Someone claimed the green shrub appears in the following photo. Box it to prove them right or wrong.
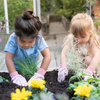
[57,0,87,20]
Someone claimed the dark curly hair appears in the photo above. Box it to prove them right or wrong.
[14,8,42,39]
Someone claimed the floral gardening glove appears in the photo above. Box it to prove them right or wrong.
[10,71,27,86]
[57,64,68,83]
[83,66,95,81]
[28,68,46,83]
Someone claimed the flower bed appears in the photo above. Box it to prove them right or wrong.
[0,70,100,100]
[0,70,78,100]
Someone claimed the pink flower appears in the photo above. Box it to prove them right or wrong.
[0,22,2,25]
[0,38,2,42]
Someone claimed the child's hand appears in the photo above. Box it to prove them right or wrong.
[83,66,94,81]
[10,71,27,86]
[28,68,46,83]
[57,67,68,83]
[30,73,44,80]
[83,70,93,81]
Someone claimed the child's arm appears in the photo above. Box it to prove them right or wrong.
[40,48,51,70]
[83,41,100,81]
[60,42,71,66]
[5,52,16,73]
[28,48,51,80]
[88,42,100,70]
[5,52,27,86]
[58,42,71,82]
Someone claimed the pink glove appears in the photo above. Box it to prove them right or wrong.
[83,66,95,81]
[28,68,46,83]
[57,64,68,83]
[10,71,27,86]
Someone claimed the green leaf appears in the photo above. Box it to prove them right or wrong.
[33,96,40,100]
[69,76,77,83]
[76,72,82,78]
[2,77,9,82]
[82,73,91,77]
[67,84,77,90]
[0,76,3,83]
[0,76,9,83]
[43,87,47,92]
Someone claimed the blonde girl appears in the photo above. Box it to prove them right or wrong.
[58,13,100,82]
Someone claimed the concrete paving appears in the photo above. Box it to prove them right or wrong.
[44,34,67,71]
[0,21,68,72]
[49,22,67,35]
[0,51,7,72]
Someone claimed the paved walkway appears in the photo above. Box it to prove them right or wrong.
[0,21,67,72]
[0,52,7,72]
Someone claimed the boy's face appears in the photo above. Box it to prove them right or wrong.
[74,33,90,45]
[17,37,36,49]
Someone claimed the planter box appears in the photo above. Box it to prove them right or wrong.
[41,14,70,35]
[0,70,77,100]
[49,14,62,22]
[61,16,70,32]
[41,21,49,36]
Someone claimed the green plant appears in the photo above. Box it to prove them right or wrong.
[14,56,39,78]
[41,0,63,20]
[0,76,9,83]
[70,83,100,100]
[93,17,100,35]
[27,79,53,100]
[0,0,33,29]
[55,93,69,100]
[40,92,54,100]
[87,0,100,5]
[67,73,100,100]
[0,0,5,21]
[28,87,53,100]
[11,87,32,100]
[68,72,93,83]
[11,79,54,100]
[57,0,87,20]
[66,42,87,74]
[41,0,52,13]
[0,17,7,34]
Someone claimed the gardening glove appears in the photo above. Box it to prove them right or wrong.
[28,68,46,83]
[83,66,95,81]
[57,64,68,83]
[10,71,27,86]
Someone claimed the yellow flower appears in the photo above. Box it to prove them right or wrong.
[27,78,46,89]
[74,84,92,97]
[11,87,32,100]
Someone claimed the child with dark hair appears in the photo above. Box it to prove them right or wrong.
[4,9,51,86]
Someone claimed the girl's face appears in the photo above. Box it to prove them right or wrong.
[74,33,91,45]
[17,37,36,49]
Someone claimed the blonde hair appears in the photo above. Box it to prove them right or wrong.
[65,13,100,46]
